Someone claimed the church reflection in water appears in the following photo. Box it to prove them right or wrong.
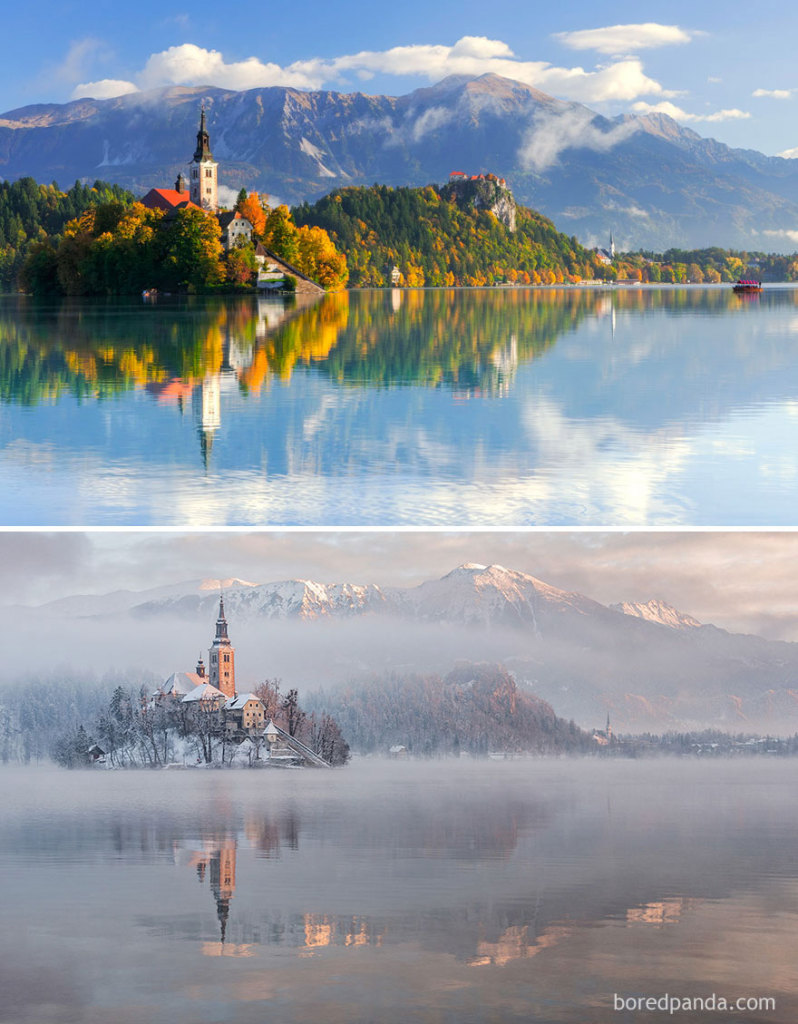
[158,781,714,970]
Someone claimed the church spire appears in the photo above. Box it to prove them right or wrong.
[194,106,213,161]
[216,594,229,641]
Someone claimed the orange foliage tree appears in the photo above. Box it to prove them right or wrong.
[235,191,268,237]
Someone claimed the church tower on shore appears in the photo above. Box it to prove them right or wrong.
[209,595,235,699]
[190,107,218,211]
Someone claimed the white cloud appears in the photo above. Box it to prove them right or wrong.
[632,100,751,123]
[554,23,695,55]
[73,78,139,100]
[409,106,454,142]
[752,88,792,99]
[518,107,639,172]
[68,37,674,107]
[759,228,798,243]
[778,147,798,159]
[139,44,319,91]
[55,38,108,84]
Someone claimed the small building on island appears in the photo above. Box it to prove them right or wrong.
[151,595,331,766]
[218,211,254,250]
[138,111,324,294]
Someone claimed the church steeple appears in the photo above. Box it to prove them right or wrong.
[194,106,213,162]
[215,595,229,641]
[209,593,235,699]
[189,105,218,211]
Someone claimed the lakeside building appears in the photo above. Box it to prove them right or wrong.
[219,211,253,250]
[140,110,218,216]
[154,595,261,738]
[139,111,323,295]
[152,597,331,764]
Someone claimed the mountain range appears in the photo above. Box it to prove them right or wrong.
[29,562,798,733]
[2,73,798,250]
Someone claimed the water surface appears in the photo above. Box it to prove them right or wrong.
[2,287,798,525]
[1,759,797,1023]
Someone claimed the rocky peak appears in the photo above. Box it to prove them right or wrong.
[441,175,517,232]
[610,599,703,630]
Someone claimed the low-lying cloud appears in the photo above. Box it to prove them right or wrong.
[518,107,639,172]
[631,100,751,123]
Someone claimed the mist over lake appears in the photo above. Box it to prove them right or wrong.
[4,286,798,525]
[2,758,796,1023]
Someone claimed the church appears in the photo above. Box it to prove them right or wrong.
[153,597,332,765]
[138,110,324,292]
[140,107,222,218]
[154,595,268,741]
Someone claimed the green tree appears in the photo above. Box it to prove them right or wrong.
[161,207,224,291]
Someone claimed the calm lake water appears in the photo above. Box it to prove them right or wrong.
[3,286,798,525]
[1,759,796,1024]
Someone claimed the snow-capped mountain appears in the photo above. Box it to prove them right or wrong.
[124,561,616,631]
[32,562,708,636]
[137,577,391,620]
[610,599,703,631]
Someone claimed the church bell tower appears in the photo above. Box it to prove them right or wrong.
[209,595,235,699]
[190,107,218,211]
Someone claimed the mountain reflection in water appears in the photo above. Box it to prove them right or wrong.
[2,760,798,1022]
[3,287,798,525]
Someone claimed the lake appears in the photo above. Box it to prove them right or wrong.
[1,759,795,1023]
[3,286,798,525]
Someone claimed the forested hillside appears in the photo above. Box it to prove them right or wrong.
[293,183,604,287]
[0,177,133,290]
[615,247,798,284]
[309,664,592,756]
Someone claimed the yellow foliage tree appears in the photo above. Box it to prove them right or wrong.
[295,224,349,290]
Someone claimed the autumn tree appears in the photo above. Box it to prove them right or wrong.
[236,191,268,238]
[225,240,258,285]
[295,224,349,290]
[262,205,300,263]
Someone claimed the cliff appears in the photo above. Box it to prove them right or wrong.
[440,175,517,232]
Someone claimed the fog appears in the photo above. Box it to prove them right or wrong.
[9,592,798,736]
[5,606,525,691]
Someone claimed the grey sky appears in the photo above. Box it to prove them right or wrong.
[2,530,797,641]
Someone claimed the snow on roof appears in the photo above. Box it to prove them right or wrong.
[182,682,226,703]
[225,693,263,710]
[158,671,204,696]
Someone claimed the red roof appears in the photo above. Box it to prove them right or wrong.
[139,188,201,213]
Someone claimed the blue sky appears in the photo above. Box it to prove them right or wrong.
[3,1,798,156]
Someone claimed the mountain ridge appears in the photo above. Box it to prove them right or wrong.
[3,74,798,249]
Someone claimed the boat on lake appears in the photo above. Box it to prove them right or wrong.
[733,279,762,293]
